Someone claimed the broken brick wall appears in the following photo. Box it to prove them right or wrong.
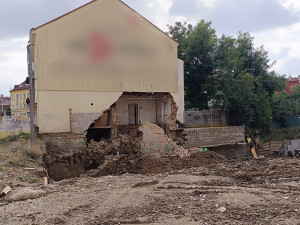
[110,104,118,139]
[168,95,178,131]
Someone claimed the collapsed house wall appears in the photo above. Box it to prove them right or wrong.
[116,92,177,129]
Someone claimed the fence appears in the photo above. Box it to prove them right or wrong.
[256,140,290,156]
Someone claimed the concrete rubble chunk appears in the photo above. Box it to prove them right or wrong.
[217,207,227,213]
[0,186,11,197]
[8,187,46,202]
[138,123,190,158]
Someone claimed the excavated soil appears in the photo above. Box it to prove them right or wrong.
[88,151,227,177]
[43,123,194,181]
[1,156,300,225]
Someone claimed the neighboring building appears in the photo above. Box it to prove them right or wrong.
[0,95,11,116]
[10,80,30,117]
[29,0,184,138]
[286,76,300,94]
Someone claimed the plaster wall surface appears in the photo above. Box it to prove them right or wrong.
[31,0,178,94]
[173,59,184,123]
[37,91,122,133]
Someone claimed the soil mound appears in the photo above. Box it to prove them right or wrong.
[89,151,227,177]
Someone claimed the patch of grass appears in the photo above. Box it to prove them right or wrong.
[30,177,39,183]
[25,139,46,159]
[7,159,17,166]
[19,132,30,139]
[7,159,26,167]
[0,137,8,146]
[0,132,30,146]
[17,175,26,182]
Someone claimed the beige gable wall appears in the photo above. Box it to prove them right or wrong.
[32,0,178,93]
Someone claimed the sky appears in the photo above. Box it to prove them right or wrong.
[1,0,300,96]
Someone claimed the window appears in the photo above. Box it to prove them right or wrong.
[291,85,299,92]
[163,102,168,116]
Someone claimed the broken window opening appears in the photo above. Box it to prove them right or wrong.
[86,109,113,143]
[86,127,111,143]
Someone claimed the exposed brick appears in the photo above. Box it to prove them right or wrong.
[168,95,178,131]
[110,104,118,139]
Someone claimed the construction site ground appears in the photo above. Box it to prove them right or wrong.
[1,137,300,225]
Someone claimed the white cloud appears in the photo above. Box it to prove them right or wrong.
[253,20,300,76]
[280,0,300,13]
[0,37,28,95]
[1,0,300,95]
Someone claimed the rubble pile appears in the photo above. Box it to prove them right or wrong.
[43,123,222,181]
[139,123,190,158]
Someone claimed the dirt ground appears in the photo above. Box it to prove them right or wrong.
[1,147,300,225]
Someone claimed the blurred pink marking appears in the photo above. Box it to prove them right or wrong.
[88,32,112,63]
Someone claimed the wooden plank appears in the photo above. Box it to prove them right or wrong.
[0,186,11,197]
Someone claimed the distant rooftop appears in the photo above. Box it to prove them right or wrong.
[286,75,300,82]
[10,79,30,92]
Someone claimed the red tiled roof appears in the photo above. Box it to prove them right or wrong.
[10,80,30,92]
[286,77,299,82]
[30,0,179,45]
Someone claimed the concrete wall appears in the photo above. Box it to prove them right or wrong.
[185,110,227,128]
[183,126,245,148]
[172,59,184,123]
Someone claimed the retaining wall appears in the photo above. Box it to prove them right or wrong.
[183,126,245,148]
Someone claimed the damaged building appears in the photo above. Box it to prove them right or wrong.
[29,0,184,142]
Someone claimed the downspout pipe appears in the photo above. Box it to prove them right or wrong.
[27,43,34,146]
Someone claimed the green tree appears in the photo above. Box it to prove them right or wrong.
[183,20,218,109]
[167,22,193,60]
[228,73,255,126]
[167,21,286,129]
[251,85,272,128]
[272,92,293,127]
[288,86,300,115]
